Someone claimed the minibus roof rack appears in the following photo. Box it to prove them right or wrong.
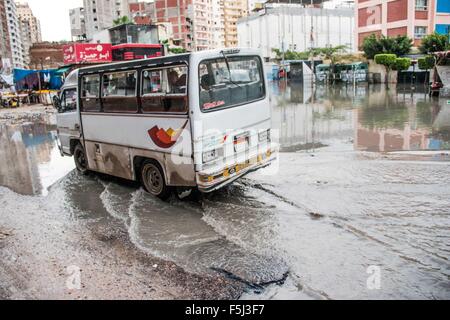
[79,53,191,75]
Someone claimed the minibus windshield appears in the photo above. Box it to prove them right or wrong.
[199,55,265,112]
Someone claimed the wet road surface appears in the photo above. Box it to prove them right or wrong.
[0,84,449,299]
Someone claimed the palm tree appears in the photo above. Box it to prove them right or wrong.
[316,45,348,83]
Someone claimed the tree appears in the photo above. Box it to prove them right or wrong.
[393,57,411,71]
[375,53,397,87]
[271,48,311,61]
[418,55,435,84]
[314,45,348,83]
[169,47,187,54]
[419,33,449,54]
[418,55,435,70]
[362,34,413,59]
[113,16,133,26]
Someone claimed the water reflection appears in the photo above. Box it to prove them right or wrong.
[270,82,450,153]
[0,121,74,195]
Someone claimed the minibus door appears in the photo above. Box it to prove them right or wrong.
[56,88,80,155]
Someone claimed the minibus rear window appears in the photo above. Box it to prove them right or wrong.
[199,56,265,112]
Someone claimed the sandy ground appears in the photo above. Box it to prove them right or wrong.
[0,104,56,125]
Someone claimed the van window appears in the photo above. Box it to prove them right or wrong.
[81,75,100,98]
[61,88,77,112]
[141,66,188,113]
[102,71,137,97]
[142,70,163,95]
[142,66,187,96]
[101,71,138,113]
[81,74,101,112]
[199,56,265,112]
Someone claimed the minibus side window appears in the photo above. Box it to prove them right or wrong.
[141,65,188,113]
[81,74,101,112]
[101,71,138,113]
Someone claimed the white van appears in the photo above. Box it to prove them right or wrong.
[55,48,277,199]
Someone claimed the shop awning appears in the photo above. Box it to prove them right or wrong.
[55,67,71,75]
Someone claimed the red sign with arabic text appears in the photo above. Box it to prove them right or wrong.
[63,43,112,64]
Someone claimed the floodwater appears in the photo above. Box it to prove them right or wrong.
[0,83,449,299]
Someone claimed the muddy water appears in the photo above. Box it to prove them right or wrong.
[0,84,449,299]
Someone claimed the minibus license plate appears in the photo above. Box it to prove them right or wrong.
[234,134,249,153]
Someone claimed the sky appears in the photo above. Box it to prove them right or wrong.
[17,0,83,42]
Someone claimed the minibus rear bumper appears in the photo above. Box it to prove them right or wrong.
[196,147,278,193]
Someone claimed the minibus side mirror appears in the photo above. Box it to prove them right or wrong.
[52,95,63,113]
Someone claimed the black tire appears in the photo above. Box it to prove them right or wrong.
[73,143,89,175]
[140,160,172,200]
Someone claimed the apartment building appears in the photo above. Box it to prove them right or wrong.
[70,7,87,41]
[154,0,214,51]
[17,2,42,68]
[5,0,25,69]
[17,2,41,43]
[83,0,132,40]
[356,0,450,48]
[223,0,248,47]
[0,0,12,73]
[211,0,225,48]
[129,1,156,24]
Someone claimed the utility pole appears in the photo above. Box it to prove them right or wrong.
[310,0,315,88]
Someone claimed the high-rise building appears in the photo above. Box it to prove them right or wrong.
[356,0,450,48]
[212,0,225,48]
[5,0,25,69]
[17,2,41,43]
[17,2,42,68]
[70,7,87,41]
[154,0,247,51]
[83,0,132,40]
[223,0,248,47]
[0,0,12,73]
[128,1,155,24]
[154,0,209,51]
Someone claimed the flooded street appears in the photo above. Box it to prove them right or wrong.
[1,84,449,299]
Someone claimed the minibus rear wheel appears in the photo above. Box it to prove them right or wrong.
[140,160,172,200]
[74,143,88,175]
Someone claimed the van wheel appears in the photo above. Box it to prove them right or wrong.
[74,144,88,175]
[141,160,172,200]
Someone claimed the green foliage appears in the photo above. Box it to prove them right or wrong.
[313,45,348,64]
[374,54,397,68]
[168,47,187,54]
[271,48,310,60]
[419,33,450,54]
[362,34,413,59]
[393,57,411,71]
[418,55,435,70]
[113,16,133,26]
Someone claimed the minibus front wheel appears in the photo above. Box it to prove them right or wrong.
[140,160,172,200]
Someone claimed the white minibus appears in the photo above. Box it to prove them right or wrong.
[55,48,277,199]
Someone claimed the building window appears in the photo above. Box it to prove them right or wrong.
[415,0,428,11]
[414,26,427,39]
